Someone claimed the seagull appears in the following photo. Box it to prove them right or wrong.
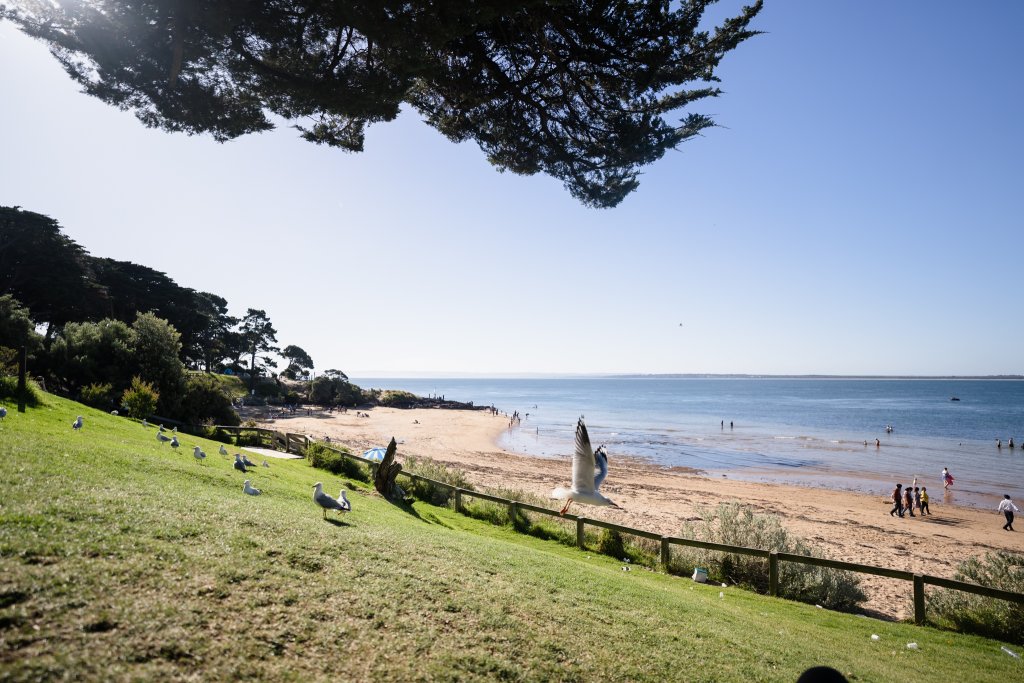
[241,454,256,468]
[243,480,262,496]
[193,446,207,464]
[157,431,171,443]
[261,460,270,468]
[551,417,621,515]
[142,419,148,428]
[170,436,180,449]
[218,444,228,457]
[312,482,351,518]
[158,424,165,432]
[110,410,118,416]
[72,416,83,431]
[172,426,177,435]
[0,406,7,420]
[233,454,251,473]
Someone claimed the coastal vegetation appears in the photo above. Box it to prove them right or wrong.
[1,393,1020,681]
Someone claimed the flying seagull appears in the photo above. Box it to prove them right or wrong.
[157,431,171,443]
[243,480,262,496]
[312,482,351,519]
[233,454,251,473]
[551,417,621,515]
[170,436,180,449]
[72,416,83,431]
[193,446,207,464]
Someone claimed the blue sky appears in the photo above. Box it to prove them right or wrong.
[1,2,1021,377]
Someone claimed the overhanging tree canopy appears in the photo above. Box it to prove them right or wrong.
[3,0,763,207]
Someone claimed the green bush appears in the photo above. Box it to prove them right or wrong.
[928,551,1024,644]
[376,390,418,407]
[306,442,370,483]
[120,376,159,419]
[0,376,43,407]
[673,502,866,612]
[80,382,115,409]
[179,374,240,426]
[403,456,473,505]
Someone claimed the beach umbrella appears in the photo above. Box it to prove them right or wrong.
[363,447,388,462]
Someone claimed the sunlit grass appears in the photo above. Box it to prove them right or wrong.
[0,394,1020,681]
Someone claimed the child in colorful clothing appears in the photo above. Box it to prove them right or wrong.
[920,487,930,515]
[913,487,922,514]
[903,487,915,517]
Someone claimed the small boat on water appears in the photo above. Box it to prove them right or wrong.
[950,396,961,401]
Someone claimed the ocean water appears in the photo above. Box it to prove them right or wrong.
[352,377,1024,508]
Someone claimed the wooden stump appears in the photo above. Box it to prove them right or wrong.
[374,437,405,500]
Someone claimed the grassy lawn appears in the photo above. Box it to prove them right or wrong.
[1,394,1021,681]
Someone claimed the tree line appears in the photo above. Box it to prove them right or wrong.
[0,205,357,423]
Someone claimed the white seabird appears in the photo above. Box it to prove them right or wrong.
[142,419,148,428]
[218,444,228,457]
[170,436,180,449]
[72,416,83,431]
[241,454,256,468]
[243,480,262,496]
[0,406,7,420]
[158,424,165,432]
[233,454,250,473]
[551,417,621,515]
[261,460,270,468]
[312,482,351,518]
[193,446,207,464]
[157,431,171,443]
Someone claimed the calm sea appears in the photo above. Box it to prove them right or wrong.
[351,377,1024,509]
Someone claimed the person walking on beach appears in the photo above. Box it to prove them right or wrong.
[920,487,930,515]
[913,486,922,514]
[942,467,954,489]
[903,486,915,517]
[890,483,904,517]
[998,494,1020,531]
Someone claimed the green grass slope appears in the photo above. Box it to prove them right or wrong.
[1,395,1020,681]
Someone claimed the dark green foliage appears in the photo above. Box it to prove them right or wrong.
[130,313,187,416]
[0,295,43,357]
[403,455,473,505]
[376,390,418,407]
[280,345,314,379]
[120,376,159,419]
[305,442,371,483]
[928,551,1024,644]
[179,374,240,426]
[309,375,363,406]
[3,1,763,207]
[79,382,115,409]
[596,528,626,560]
[674,503,866,612]
[238,309,278,389]
[48,318,135,394]
[0,376,43,406]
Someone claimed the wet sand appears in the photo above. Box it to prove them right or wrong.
[249,405,1024,620]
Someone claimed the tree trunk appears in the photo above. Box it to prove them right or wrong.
[374,437,404,500]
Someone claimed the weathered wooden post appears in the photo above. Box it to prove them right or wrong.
[576,518,585,549]
[769,552,779,597]
[17,345,27,413]
[660,537,671,568]
[509,501,519,525]
[455,488,463,513]
[373,438,404,500]
[913,574,925,625]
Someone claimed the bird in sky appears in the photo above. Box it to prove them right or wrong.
[551,417,621,515]
[72,416,83,431]
[312,482,351,518]
[193,446,207,464]
[157,431,171,443]
[233,454,250,473]
[243,480,262,496]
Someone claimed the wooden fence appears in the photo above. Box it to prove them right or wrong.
[299,441,1024,626]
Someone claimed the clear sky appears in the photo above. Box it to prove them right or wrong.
[1,2,1022,377]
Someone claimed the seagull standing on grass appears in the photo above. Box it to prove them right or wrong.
[243,480,262,496]
[142,419,148,428]
[218,444,228,457]
[312,483,351,518]
[241,454,256,468]
[551,417,621,515]
[233,454,251,473]
[170,436,180,449]
[0,406,7,420]
[193,446,207,464]
[72,416,83,431]
[157,431,171,443]
[158,424,165,432]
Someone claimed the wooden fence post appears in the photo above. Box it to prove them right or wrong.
[576,518,586,549]
[769,552,779,597]
[660,537,670,567]
[17,345,27,413]
[509,501,518,525]
[455,488,463,513]
[913,574,925,625]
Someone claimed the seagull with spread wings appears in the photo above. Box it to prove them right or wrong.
[551,417,620,515]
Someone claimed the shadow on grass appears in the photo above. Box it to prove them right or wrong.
[323,518,350,527]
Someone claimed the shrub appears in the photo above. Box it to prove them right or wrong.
[0,376,43,407]
[673,502,865,612]
[121,376,159,419]
[927,551,1024,644]
[80,382,114,409]
[376,390,418,408]
[403,456,474,505]
[179,374,240,426]
[306,442,370,483]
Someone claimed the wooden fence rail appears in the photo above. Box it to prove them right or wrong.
[313,440,1024,627]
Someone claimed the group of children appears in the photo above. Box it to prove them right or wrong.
[889,481,930,517]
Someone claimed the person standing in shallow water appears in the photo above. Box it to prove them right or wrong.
[998,495,1020,531]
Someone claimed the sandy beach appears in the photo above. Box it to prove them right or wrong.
[250,405,1023,620]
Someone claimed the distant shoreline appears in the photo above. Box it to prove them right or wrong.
[354,373,1024,381]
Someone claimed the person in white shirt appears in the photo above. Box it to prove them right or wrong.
[997,494,1020,531]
